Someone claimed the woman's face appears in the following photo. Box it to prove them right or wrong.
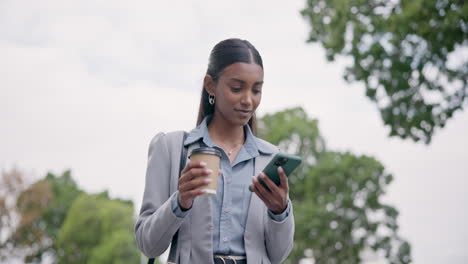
[207,62,264,127]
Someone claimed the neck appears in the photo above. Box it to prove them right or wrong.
[207,113,245,147]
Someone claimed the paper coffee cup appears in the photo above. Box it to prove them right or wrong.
[189,147,221,195]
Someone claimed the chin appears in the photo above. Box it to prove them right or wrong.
[229,117,249,127]
[221,110,253,127]
[238,117,252,126]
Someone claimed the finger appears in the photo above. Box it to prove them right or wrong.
[180,167,212,183]
[182,188,207,199]
[180,161,207,182]
[251,181,286,213]
[259,172,281,194]
[252,179,283,211]
[278,167,289,191]
[252,176,275,202]
[179,188,207,204]
[250,180,270,205]
[191,168,213,179]
[179,177,212,193]
[182,160,207,174]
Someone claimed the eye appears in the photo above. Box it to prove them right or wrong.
[253,89,262,94]
[230,87,242,92]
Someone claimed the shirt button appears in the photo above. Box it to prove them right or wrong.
[224,207,230,213]
[223,237,228,242]
[227,178,232,184]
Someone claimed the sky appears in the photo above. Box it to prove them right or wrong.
[1,0,467,263]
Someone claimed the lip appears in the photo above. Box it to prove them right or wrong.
[235,109,253,113]
[235,109,253,117]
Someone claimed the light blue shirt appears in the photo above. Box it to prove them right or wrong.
[171,115,291,255]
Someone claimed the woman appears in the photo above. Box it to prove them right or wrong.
[135,38,294,264]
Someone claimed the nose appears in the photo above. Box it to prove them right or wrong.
[240,91,252,107]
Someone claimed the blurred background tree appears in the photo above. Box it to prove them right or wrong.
[301,0,468,144]
[56,192,140,264]
[259,107,411,264]
[14,170,83,262]
[0,170,140,264]
[9,178,53,261]
[0,168,29,261]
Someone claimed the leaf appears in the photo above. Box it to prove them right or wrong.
[301,0,468,144]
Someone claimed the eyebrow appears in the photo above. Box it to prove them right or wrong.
[230,78,264,85]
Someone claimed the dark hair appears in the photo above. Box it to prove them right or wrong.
[196,38,263,135]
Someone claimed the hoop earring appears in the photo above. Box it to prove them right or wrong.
[208,95,215,105]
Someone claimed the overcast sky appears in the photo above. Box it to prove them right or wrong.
[1,0,467,263]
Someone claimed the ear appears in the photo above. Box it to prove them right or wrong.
[204,74,216,96]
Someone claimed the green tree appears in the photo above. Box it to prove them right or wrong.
[10,170,83,263]
[56,192,140,264]
[259,107,411,264]
[301,0,467,143]
[11,180,53,258]
[40,171,83,241]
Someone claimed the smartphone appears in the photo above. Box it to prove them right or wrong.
[250,153,302,192]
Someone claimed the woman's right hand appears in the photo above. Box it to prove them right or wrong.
[177,161,215,210]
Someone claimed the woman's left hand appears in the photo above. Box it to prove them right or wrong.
[250,166,289,214]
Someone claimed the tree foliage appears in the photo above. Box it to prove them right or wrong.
[6,170,83,262]
[259,107,411,264]
[1,170,140,263]
[301,0,468,143]
[56,192,140,264]
[0,168,29,260]
[10,180,53,259]
[40,171,83,240]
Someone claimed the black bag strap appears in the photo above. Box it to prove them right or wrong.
[148,131,188,264]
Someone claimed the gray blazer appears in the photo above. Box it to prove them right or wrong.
[135,131,294,264]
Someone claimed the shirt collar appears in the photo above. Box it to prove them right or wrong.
[184,115,274,155]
